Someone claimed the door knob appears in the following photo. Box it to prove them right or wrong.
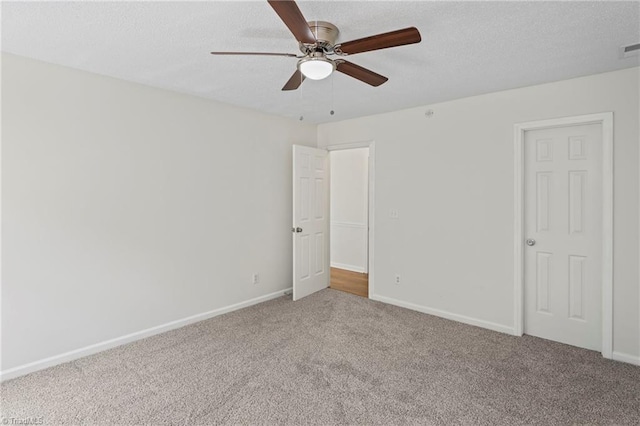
[292,227,303,233]
[526,238,536,246]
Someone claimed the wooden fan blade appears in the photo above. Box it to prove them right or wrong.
[282,69,305,91]
[267,0,316,44]
[336,61,388,87]
[337,27,421,55]
[210,52,298,57]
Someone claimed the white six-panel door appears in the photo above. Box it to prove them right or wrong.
[292,145,329,301]
[524,123,603,351]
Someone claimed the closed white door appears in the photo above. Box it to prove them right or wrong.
[292,145,329,301]
[524,123,602,351]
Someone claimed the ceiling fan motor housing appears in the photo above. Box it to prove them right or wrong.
[307,21,339,49]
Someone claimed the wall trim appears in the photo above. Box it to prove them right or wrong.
[371,294,637,366]
[330,262,366,273]
[513,112,614,359]
[0,288,291,382]
[612,351,640,366]
[331,221,367,229]
[370,294,514,335]
[330,221,367,273]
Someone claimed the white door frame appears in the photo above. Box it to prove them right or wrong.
[326,141,375,298]
[513,113,613,359]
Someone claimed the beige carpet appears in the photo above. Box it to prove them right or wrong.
[2,289,639,425]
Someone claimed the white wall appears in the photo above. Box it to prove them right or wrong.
[318,67,640,363]
[1,53,317,374]
[2,52,638,376]
[330,148,368,273]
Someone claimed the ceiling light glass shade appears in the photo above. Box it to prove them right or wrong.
[298,57,335,80]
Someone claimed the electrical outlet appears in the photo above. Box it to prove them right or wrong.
[395,274,401,285]
[252,273,260,285]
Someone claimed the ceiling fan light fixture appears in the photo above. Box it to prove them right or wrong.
[298,56,335,80]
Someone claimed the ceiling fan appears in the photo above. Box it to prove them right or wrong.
[210,0,422,91]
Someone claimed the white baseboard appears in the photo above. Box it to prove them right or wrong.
[370,293,514,335]
[0,288,291,382]
[612,351,640,366]
[330,262,366,273]
[372,295,639,366]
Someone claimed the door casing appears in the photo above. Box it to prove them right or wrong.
[326,141,375,299]
[513,113,613,359]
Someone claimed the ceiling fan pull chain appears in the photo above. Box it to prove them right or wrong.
[330,73,335,116]
[299,73,303,120]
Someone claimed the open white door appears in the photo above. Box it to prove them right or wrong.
[292,145,329,301]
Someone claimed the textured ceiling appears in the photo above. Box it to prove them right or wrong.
[2,1,639,123]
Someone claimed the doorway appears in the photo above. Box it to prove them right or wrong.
[329,147,370,298]
[514,113,613,358]
[292,141,375,301]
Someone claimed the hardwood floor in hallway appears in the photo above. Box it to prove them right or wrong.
[330,267,368,298]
